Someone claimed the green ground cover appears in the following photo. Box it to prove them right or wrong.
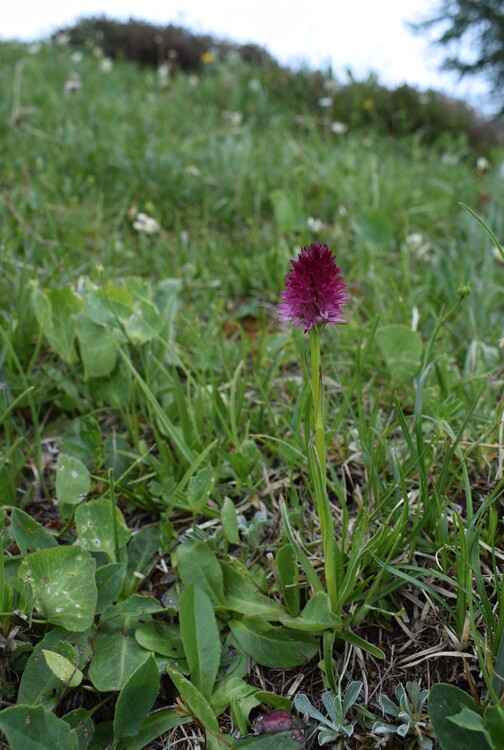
[0,37,503,749]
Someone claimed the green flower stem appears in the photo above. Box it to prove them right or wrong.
[310,330,326,479]
[310,329,338,612]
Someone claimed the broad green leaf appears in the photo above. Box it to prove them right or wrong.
[88,616,150,692]
[229,617,318,668]
[177,540,225,606]
[449,707,490,734]
[32,287,81,365]
[60,416,103,468]
[75,496,131,561]
[10,507,57,554]
[83,285,133,327]
[221,562,285,619]
[152,277,181,316]
[166,666,220,735]
[429,684,491,750]
[104,433,137,487]
[75,314,117,378]
[135,621,185,660]
[104,593,164,618]
[375,324,422,388]
[0,704,79,750]
[270,189,304,233]
[221,496,240,544]
[95,562,126,613]
[123,526,160,597]
[185,466,215,513]
[19,546,97,631]
[18,626,94,707]
[87,721,113,750]
[275,544,299,617]
[486,705,504,750]
[123,297,163,345]
[179,585,221,700]
[280,591,340,632]
[253,692,292,712]
[62,709,95,750]
[90,360,132,408]
[42,650,83,688]
[55,453,91,506]
[123,708,191,750]
[211,676,257,718]
[114,653,160,740]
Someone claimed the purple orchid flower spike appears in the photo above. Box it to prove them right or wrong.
[278,241,348,333]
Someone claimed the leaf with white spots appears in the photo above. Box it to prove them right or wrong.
[75,497,131,561]
[19,546,97,631]
[55,453,91,506]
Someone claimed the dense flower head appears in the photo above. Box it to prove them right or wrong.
[278,242,348,332]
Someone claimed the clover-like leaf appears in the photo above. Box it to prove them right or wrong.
[19,546,97,631]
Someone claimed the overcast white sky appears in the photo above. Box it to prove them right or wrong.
[2,0,490,111]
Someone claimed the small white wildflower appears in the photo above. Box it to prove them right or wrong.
[441,153,459,165]
[331,120,348,134]
[476,156,490,173]
[188,75,199,88]
[248,78,261,93]
[55,32,70,46]
[92,46,104,58]
[28,43,42,55]
[406,232,432,260]
[493,246,504,262]
[71,51,83,63]
[337,205,348,217]
[133,212,160,234]
[223,110,243,126]
[184,165,200,176]
[157,62,170,87]
[317,96,333,108]
[100,57,113,72]
[307,216,326,232]
[225,49,241,66]
[63,76,81,94]
[323,79,341,94]
[411,306,419,332]
[406,233,423,251]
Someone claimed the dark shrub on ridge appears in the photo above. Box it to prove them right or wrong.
[53,16,278,71]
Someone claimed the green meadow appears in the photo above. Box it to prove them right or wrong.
[0,35,503,749]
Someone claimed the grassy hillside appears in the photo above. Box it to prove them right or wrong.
[0,35,503,749]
